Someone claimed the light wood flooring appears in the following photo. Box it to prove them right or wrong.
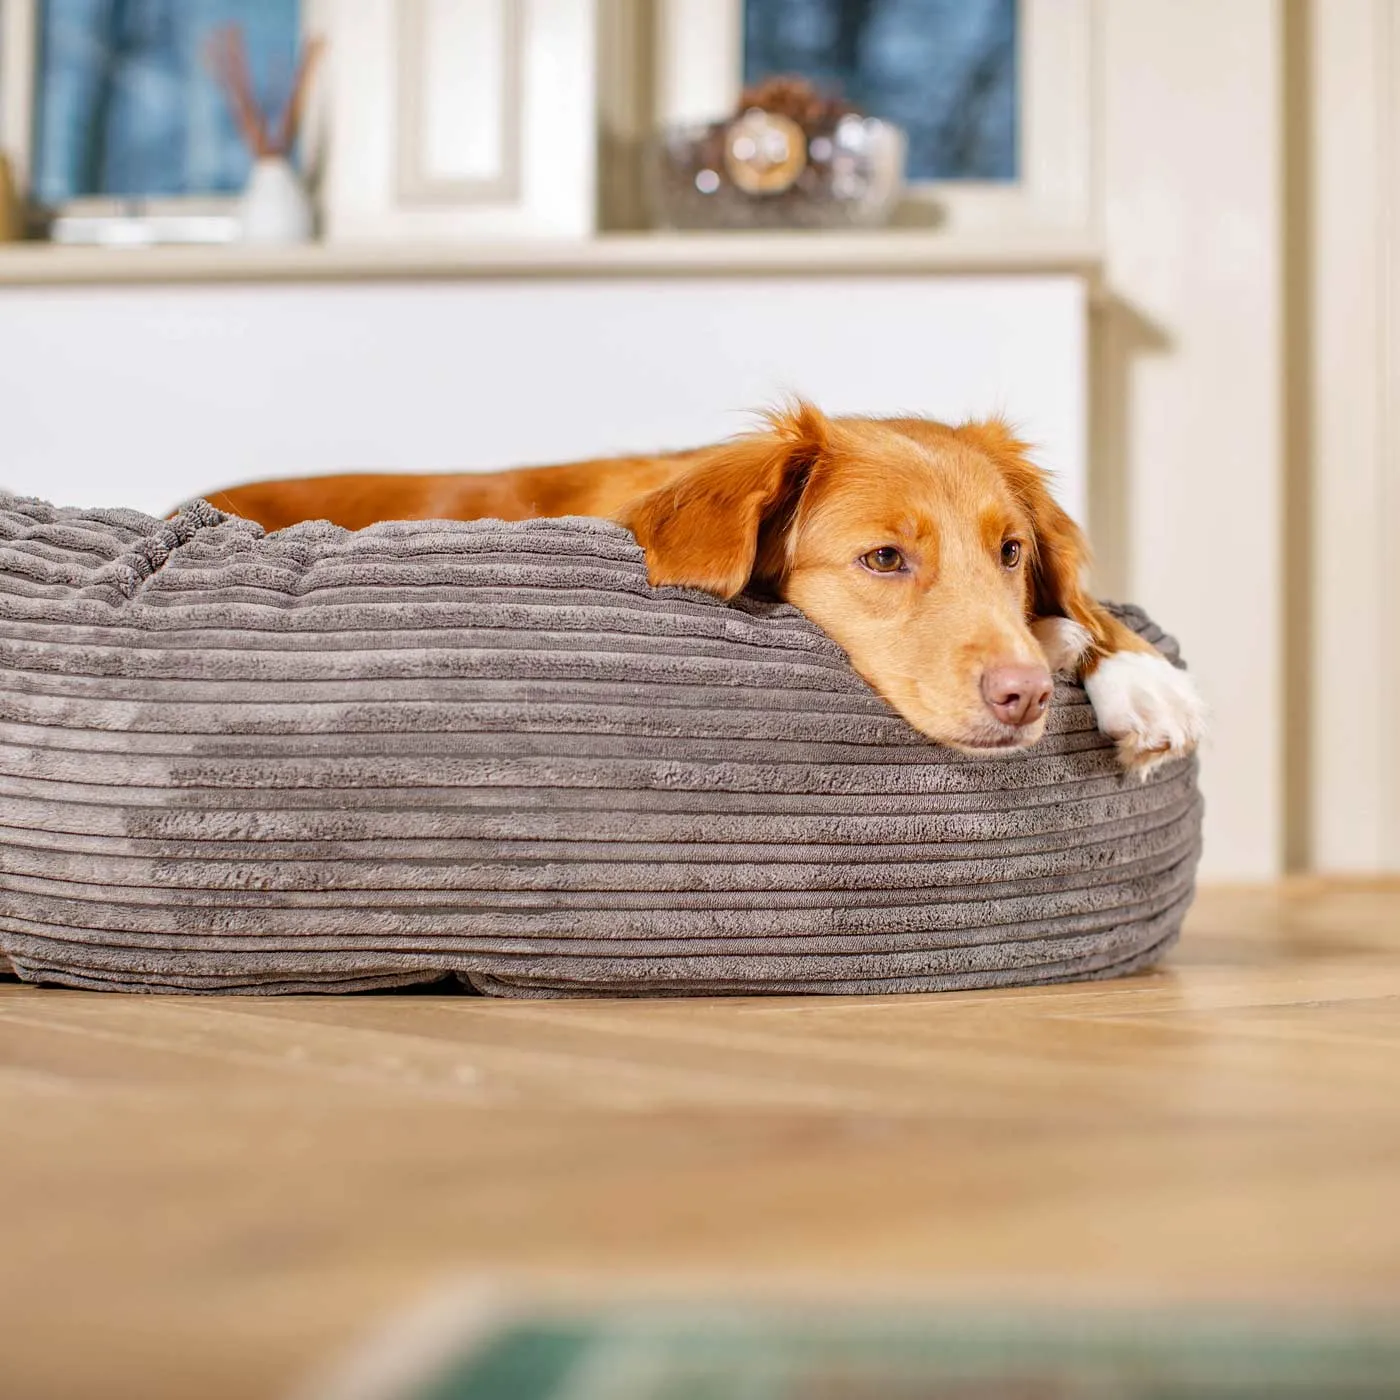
[2,882,1398,1398]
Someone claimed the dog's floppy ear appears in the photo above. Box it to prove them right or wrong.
[958,419,1120,655]
[616,402,829,599]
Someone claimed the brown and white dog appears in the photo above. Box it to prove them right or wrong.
[209,404,1205,774]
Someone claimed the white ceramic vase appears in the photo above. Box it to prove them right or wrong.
[239,157,314,245]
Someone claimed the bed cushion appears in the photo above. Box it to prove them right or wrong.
[0,495,1202,996]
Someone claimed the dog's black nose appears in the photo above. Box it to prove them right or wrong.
[981,664,1053,728]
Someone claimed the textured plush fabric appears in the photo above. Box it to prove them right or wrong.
[0,495,1201,997]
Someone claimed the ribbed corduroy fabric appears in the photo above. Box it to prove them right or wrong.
[0,495,1201,996]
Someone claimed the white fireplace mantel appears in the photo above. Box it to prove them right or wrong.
[0,231,1100,286]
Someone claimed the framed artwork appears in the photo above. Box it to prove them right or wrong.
[0,0,321,241]
[655,0,1092,236]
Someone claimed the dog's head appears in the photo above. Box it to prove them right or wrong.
[617,403,1097,752]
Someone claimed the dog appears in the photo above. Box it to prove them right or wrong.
[208,403,1205,774]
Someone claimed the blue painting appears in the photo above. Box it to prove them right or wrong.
[744,0,1018,181]
[31,0,300,204]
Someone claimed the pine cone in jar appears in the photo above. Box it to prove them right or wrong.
[736,75,856,132]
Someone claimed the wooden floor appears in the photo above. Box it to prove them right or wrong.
[2,882,1399,1399]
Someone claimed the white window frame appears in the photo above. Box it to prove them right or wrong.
[654,0,1094,237]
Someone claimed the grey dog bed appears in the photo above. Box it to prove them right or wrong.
[0,495,1201,997]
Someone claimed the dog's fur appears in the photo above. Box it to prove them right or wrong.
[209,404,1205,772]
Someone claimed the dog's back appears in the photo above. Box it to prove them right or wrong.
[206,450,705,532]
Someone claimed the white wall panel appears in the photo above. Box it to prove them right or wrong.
[1098,0,1284,881]
[0,276,1086,522]
[323,0,594,240]
[1304,0,1400,873]
[415,0,513,189]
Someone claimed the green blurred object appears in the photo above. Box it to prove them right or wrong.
[341,1304,1400,1400]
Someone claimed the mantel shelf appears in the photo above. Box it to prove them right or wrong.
[0,230,1101,287]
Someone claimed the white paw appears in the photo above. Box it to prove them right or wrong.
[1031,616,1094,675]
[1085,650,1207,777]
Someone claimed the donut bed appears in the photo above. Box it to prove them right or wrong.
[0,495,1202,997]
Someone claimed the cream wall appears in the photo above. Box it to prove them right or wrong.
[1095,0,1399,880]
[1299,0,1400,874]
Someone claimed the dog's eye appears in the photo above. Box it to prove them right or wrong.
[1001,540,1023,569]
[860,547,906,574]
